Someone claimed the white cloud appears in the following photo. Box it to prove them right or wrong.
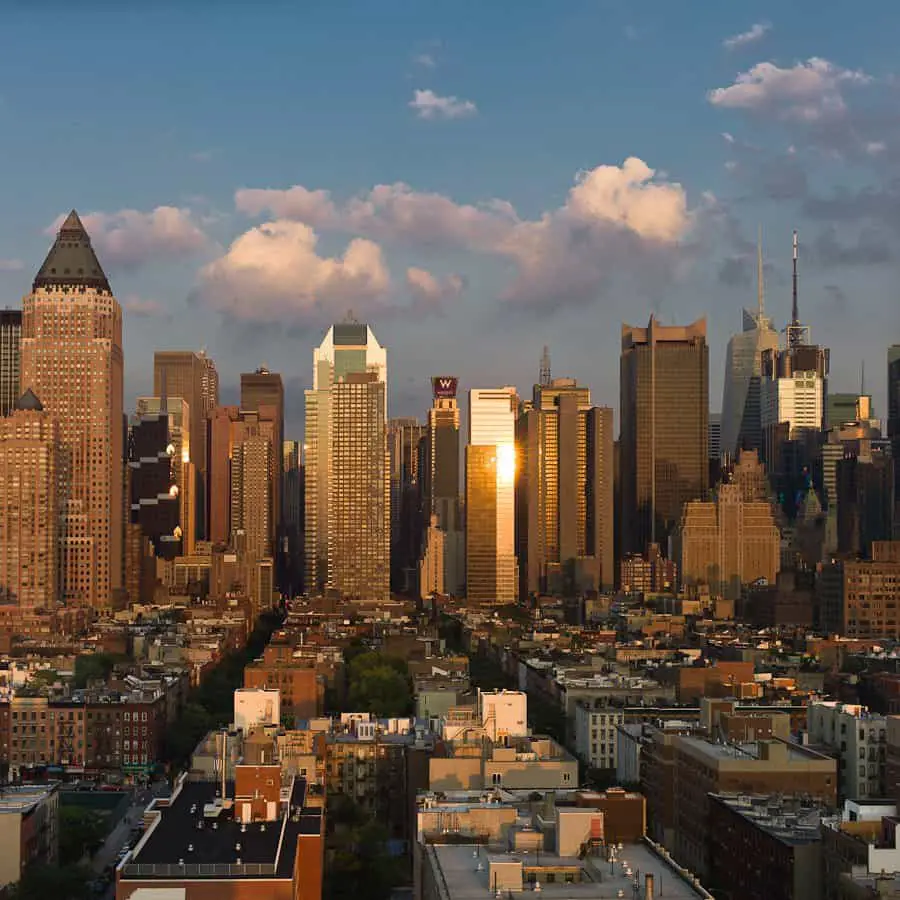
[233,156,691,310]
[723,22,770,51]
[866,141,886,155]
[0,259,23,272]
[722,131,735,143]
[405,267,464,310]
[413,53,436,68]
[624,25,638,41]
[709,57,871,121]
[197,221,390,323]
[235,186,338,228]
[409,89,477,120]
[49,206,209,269]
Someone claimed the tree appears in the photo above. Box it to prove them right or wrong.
[58,808,107,865]
[8,864,91,900]
[347,665,412,718]
[324,811,404,900]
[74,653,122,689]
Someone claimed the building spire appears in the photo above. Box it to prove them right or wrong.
[32,209,111,293]
[540,345,551,386]
[789,229,800,349]
[757,225,765,319]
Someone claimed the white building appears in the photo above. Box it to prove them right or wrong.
[574,704,625,771]
[807,701,886,799]
[479,689,528,743]
[234,687,281,732]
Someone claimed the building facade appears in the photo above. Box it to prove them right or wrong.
[304,322,389,600]
[620,316,709,553]
[517,378,614,598]
[467,387,518,604]
[20,211,124,608]
[843,542,900,640]
[0,393,60,608]
[889,346,900,538]
[388,416,425,592]
[574,704,624,771]
[0,309,22,418]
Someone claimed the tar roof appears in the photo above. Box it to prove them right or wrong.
[129,777,319,879]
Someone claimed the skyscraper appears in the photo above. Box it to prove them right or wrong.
[889,346,900,537]
[207,405,239,544]
[153,350,218,537]
[230,421,275,562]
[0,391,61,607]
[281,440,304,595]
[0,310,22,418]
[20,211,124,608]
[760,232,829,517]
[720,235,779,458]
[466,387,518,604]
[620,316,709,554]
[517,377,614,598]
[241,368,284,545]
[387,416,425,591]
[304,322,389,600]
[420,376,464,596]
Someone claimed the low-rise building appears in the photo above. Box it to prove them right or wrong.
[0,782,59,891]
[574,704,624,771]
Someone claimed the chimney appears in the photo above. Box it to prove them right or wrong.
[645,873,654,900]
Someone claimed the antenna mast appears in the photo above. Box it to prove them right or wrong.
[757,225,765,319]
[789,229,800,349]
[540,345,551,386]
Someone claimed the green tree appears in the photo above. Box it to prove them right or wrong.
[8,864,91,900]
[74,653,122,689]
[58,807,107,865]
[325,812,404,900]
[347,665,412,718]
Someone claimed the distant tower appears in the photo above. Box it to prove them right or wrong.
[540,346,551,387]
[786,230,809,350]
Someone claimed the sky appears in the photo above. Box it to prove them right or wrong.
[1,0,899,438]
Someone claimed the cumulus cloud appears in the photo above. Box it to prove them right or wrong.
[123,294,172,320]
[405,267,464,313]
[233,157,692,311]
[708,57,871,121]
[197,221,389,324]
[48,206,209,269]
[409,89,477,119]
[723,22,770,51]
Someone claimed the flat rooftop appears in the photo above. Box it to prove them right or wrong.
[0,783,57,814]
[677,736,830,764]
[425,841,710,899]
[122,777,322,881]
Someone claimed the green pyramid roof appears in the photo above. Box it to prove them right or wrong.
[33,210,111,292]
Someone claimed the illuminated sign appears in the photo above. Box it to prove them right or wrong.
[432,376,458,399]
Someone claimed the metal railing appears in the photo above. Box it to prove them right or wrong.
[122,862,276,878]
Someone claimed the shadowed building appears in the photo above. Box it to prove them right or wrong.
[0,310,22,418]
[517,376,614,599]
[20,211,124,608]
[620,316,709,553]
[388,416,425,592]
[889,346,900,537]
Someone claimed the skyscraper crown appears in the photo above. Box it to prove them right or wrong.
[33,210,111,293]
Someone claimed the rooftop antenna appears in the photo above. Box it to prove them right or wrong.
[788,229,801,350]
[540,345,551,386]
[757,225,765,320]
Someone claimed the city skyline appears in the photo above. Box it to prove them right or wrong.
[0,1,897,436]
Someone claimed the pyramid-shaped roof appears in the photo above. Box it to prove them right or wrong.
[32,210,111,292]
[14,388,44,412]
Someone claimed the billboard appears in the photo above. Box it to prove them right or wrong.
[432,376,458,399]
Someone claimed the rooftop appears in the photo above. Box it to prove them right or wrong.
[123,777,322,881]
[425,840,710,899]
[33,210,111,293]
[0,782,58,814]
[712,794,824,846]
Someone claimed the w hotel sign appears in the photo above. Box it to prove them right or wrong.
[432,376,458,399]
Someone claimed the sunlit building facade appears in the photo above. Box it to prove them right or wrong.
[466,387,518,604]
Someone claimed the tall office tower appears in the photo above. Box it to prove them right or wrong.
[836,441,894,557]
[467,387,518,604]
[241,368,284,544]
[889,346,900,537]
[0,310,22,417]
[421,376,464,595]
[760,232,829,518]
[720,235,780,458]
[153,350,218,537]
[304,321,389,599]
[281,440,303,595]
[207,405,240,543]
[387,416,426,591]
[674,449,781,600]
[620,316,709,554]
[0,391,60,607]
[708,412,722,486]
[20,211,124,608]
[517,377,614,599]
[230,422,274,562]
[133,398,195,557]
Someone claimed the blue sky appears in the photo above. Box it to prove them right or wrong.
[1,0,898,435]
